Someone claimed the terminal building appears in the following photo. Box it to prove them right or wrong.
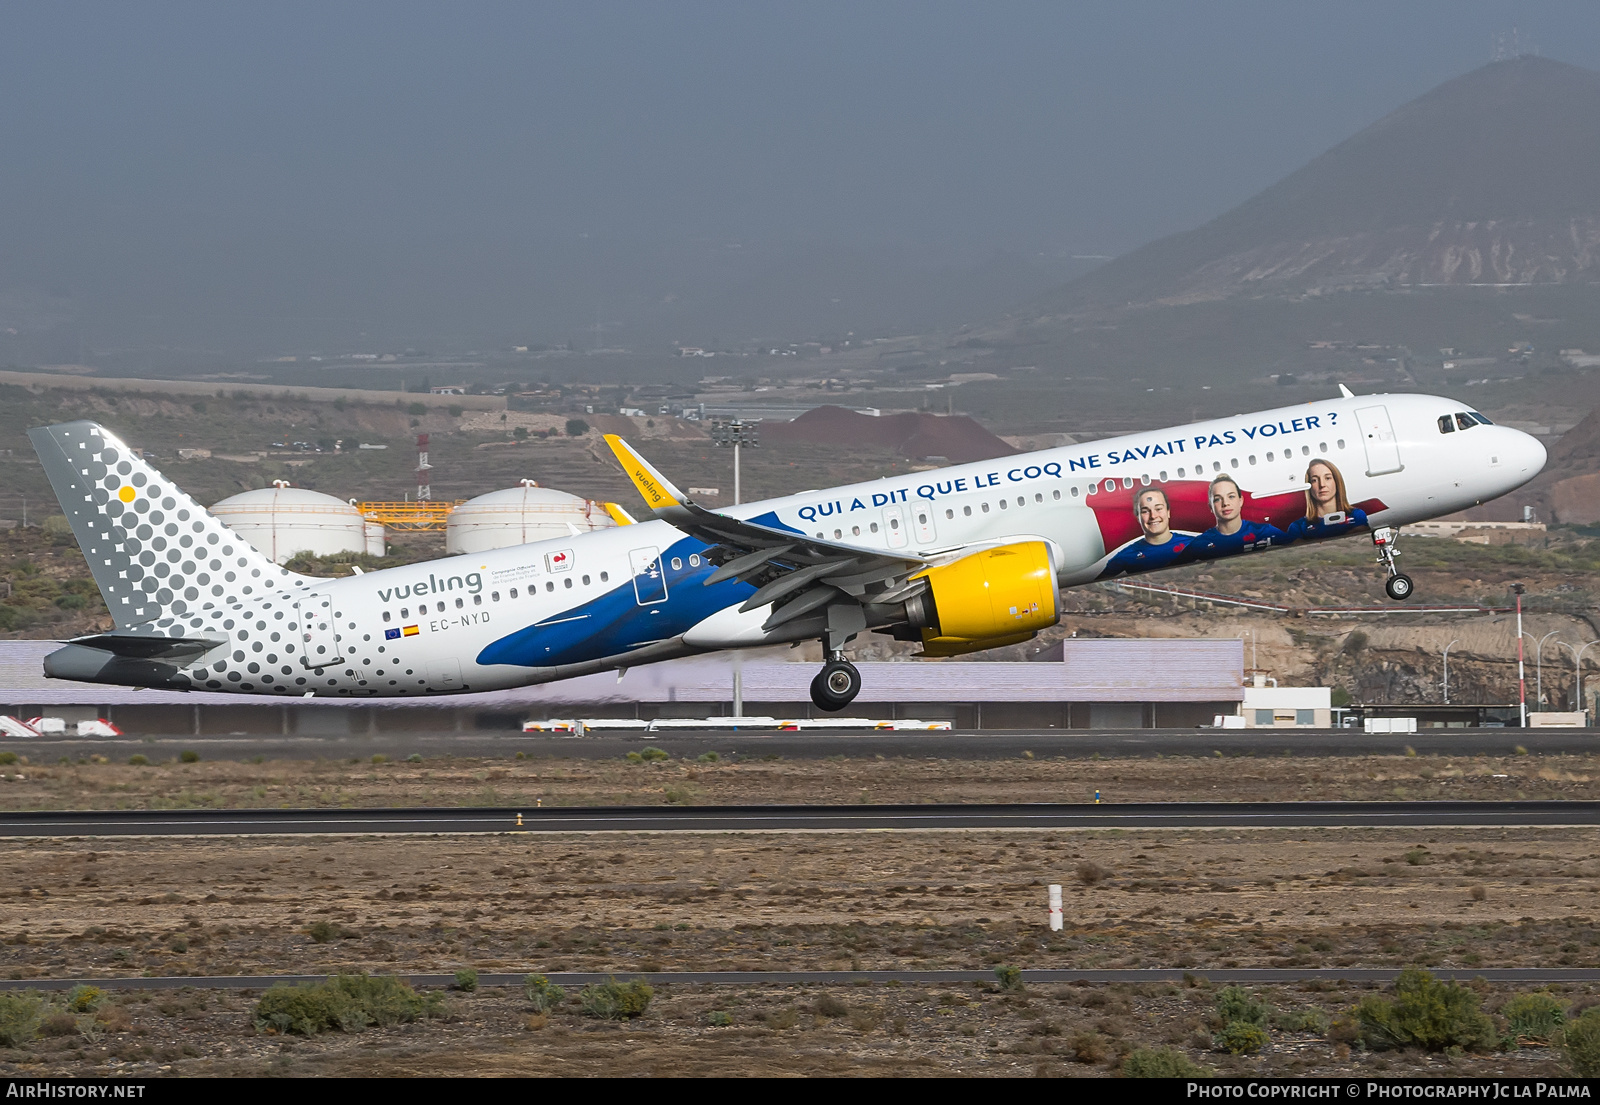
[0,638,1248,736]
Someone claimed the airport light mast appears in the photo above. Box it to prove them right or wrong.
[709,418,759,506]
[710,418,759,718]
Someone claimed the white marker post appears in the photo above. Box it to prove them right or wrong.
[1048,884,1063,931]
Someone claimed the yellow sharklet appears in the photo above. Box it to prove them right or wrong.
[603,434,682,510]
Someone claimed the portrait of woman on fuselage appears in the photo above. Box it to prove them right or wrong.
[1183,474,1286,561]
[1284,459,1368,541]
[1098,486,1195,578]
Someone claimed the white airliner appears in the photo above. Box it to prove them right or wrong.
[30,389,1544,711]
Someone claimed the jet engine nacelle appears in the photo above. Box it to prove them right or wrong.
[904,540,1061,657]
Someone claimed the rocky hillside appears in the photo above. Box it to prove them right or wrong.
[1036,56,1600,314]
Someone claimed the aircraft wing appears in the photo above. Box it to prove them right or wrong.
[603,434,929,631]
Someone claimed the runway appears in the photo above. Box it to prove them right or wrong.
[4,967,1599,992]
[3,728,1589,761]
[4,799,1598,837]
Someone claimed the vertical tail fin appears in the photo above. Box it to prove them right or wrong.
[28,421,309,629]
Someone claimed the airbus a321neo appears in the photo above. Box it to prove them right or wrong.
[29,389,1545,711]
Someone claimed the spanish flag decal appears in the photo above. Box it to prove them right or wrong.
[402,625,420,637]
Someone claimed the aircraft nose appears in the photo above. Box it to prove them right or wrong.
[1515,428,1547,476]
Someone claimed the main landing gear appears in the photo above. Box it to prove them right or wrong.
[810,602,867,712]
[810,654,862,712]
[1372,527,1414,602]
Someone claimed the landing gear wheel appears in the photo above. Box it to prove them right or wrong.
[1385,573,1414,602]
[810,660,862,712]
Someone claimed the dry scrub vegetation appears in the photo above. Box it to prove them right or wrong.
[0,749,1597,810]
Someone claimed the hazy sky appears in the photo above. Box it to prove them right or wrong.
[4,1,1599,350]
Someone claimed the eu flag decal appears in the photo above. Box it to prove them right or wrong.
[384,628,402,641]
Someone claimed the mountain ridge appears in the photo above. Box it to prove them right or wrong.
[1032,56,1600,315]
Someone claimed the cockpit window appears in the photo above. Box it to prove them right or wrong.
[1455,413,1476,431]
[1438,415,1456,434]
[1470,411,1494,425]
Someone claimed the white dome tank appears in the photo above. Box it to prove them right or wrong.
[211,481,380,564]
[446,479,616,555]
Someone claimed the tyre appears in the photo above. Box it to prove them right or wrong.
[810,660,862,712]
[1385,573,1414,601]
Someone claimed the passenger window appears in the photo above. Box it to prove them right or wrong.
[871,521,881,532]
[491,591,500,602]
[670,558,681,570]
[1158,470,1167,480]
[1213,461,1222,472]
[1053,489,1062,500]
[382,611,391,622]
[1105,480,1116,493]
[564,578,573,589]
[437,602,446,613]
[1176,467,1186,478]
[890,518,899,529]
[1034,493,1042,503]
[1336,440,1344,450]
[853,525,861,535]
[454,597,464,609]
[1264,452,1273,463]
[1301,446,1310,456]
[507,590,516,601]
[1248,455,1256,465]
[999,499,1008,509]
[473,593,482,605]
[945,509,953,519]
[1455,413,1474,431]
[1438,415,1455,433]
[1319,442,1328,453]
[401,607,409,618]
[981,503,990,513]
[582,574,591,584]
[688,555,699,567]
[962,506,971,516]
[1016,497,1024,507]
[833,528,842,538]
[1230,458,1239,469]
[600,571,609,581]
[546,581,554,592]
[1122,477,1133,489]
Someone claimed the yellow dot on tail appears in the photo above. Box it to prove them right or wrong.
[118,486,136,503]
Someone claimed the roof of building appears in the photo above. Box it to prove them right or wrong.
[0,638,1244,709]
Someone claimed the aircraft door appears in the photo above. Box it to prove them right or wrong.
[912,502,938,544]
[296,594,337,670]
[426,658,461,691]
[882,505,908,549]
[629,546,669,605]
[1355,405,1404,476]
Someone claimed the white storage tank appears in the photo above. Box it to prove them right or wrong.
[446,479,617,554]
[211,481,381,564]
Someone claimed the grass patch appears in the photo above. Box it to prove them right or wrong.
[253,974,442,1036]
[1354,967,1495,1052]
[523,975,565,1013]
[1122,1046,1211,1077]
[579,977,653,1020]
[0,992,43,1047]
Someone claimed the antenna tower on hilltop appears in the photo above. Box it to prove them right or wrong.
[1492,27,1538,61]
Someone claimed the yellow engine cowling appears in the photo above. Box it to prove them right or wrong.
[913,540,1059,657]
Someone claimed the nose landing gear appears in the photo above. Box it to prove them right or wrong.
[810,654,862,712]
[1372,527,1413,602]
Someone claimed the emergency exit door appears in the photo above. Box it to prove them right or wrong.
[1355,405,1404,476]
[629,547,668,605]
